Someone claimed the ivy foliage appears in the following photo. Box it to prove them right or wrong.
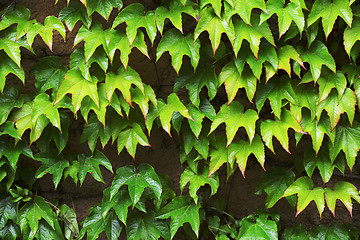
[0,0,360,239]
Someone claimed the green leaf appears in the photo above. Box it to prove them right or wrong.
[80,114,111,153]
[194,7,235,54]
[303,146,344,183]
[317,70,347,103]
[255,167,296,208]
[37,16,66,51]
[0,6,31,35]
[0,196,18,229]
[80,205,122,240]
[32,93,63,131]
[113,3,157,44]
[12,93,66,143]
[233,42,278,81]
[36,113,70,153]
[74,22,109,63]
[307,0,353,38]
[0,51,25,92]
[237,213,278,240]
[200,0,223,18]
[209,101,258,146]
[183,123,210,159]
[19,196,55,235]
[232,15,275,58]
[131,84,157,119]
[110,164,162,206]
[256,76,297,120]
[102,188,132,225]
[277,45,304,76]
[86,0,123,20]
[157,195,200,239]
[0,122,21,140]
[282,224,308,240]
[59,1,92,31]
[0,139,34,169]
[180,166,219,204]
[299,41,336,81]
[329,121,360,170]
[155,0,196,34]
[174,63,218,108]
[208,137,230,177]
[298,112,335,154]
[116,122,150,158]
[54,69,100,115]
[34,152,70,189]
[64,160,79,185]
[81,83,109,126]
[0,86,24,125]
[291,82,318,122]
[344,17,360,56]
[260,109,304,153]
[107,29,149,69]
[59,204,79,240]
[228,0,268,25]
[158,93,192,136]
[228,135,265,177]
[78,150,113,185]
[127,210,170,240]
[30,56,67,95]
[157,29,200,74]
[70,46,108,81]
[325,181,360,216]
[260,0,305,39]
[282,176,325,217]
[308,223,354,240]
[12,103,48,144]
[34,220,65,240]
[185,102,215,138]
[316,88,356,130]
[0,221,20,240]
[218,60,257,104]
[0,37,22,68]
[105,66,144,106]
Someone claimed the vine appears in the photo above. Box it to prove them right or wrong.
[0,0,360,239]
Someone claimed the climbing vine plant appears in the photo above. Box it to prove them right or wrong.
[0,0,360,238]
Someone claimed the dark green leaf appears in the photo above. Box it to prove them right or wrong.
[19,196,55,236]
[127,210,170,240]
[256,76,297,119]
[156,195,200,239]
[180,166,219,204]
[174,63,218,108]
[34,152,70,189]
[255,167,296,208]
[330,121,360,170]
[78,150,113,185]
[30,56,67,95]
[110,164,162,206]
